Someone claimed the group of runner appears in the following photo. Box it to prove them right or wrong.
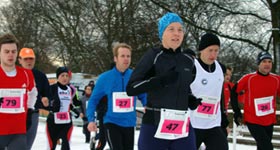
[0,11,279,150]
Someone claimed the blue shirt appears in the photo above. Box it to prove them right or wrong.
[87,67,146,127]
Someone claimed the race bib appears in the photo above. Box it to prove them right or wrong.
[254,96,274,116]
[154,108,190,140]
[112,92,134,113]
[54,112,71,124]
[0,89,26,114]
[194,95,219,119]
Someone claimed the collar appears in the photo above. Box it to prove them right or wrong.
[257,70,269,76]
[113,67,129,76]
[160,45,182,53]
[57,82,68,90]
[197,58,216,73]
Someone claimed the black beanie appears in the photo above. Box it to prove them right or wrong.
[56,66,69,78]
[256,51,272,65]
[198,33,220,51]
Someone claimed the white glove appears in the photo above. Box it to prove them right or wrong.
[27,87,38,109]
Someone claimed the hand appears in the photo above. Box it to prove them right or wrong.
[41,97,49,107]
[233,111,242,126]
[188,94,202,110]
[87,122,97,132]
[71,106,80,118]
[26,109,33,131]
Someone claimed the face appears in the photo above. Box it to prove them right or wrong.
[0,43,18,68]
[200,45,219,65]
[224,69,232,82]
[58,72,69,85]
[162,22,184,50]
[85,86,92,95]
[114,47,131,72]
[18,57,35,69]
[258,59,272,75]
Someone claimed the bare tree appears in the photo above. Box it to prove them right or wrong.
[1,0,56,73]
[149,0,279,79]
[1,0,279,78]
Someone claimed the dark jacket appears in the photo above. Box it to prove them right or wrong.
[126,46,195,125]
[32,69,51,110]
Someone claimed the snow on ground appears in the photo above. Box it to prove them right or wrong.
[32,121,279,150]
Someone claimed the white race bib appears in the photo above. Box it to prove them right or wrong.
[0,89,26,114]
[54,112,71,124]
[112,92,134,113]
[154,109,190,140]
[254,96,274,116]
[194,95,219,119]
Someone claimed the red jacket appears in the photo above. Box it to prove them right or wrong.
[0,66,35,135]
[223,82,234,111]
[236,72,280,126]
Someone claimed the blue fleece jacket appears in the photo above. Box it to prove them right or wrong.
[87,67,146,127]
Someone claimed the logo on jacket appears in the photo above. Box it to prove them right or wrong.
[184,68,190,72]
[201,79,208,85]
[22,83,27,88]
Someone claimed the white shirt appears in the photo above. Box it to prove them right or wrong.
[190,59,224,129]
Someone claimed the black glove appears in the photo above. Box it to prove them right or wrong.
[188,94,202,110]
[26,109,33,131]
[82,117,88,121]
[71,107,80,118]
[233,111,242,126]
[158,69,178,86]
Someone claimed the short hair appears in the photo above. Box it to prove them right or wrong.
[84,85,92,90]
[112,43,132,57]
[0,34,19,50]
[226,66,233,72]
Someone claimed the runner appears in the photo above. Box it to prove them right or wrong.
[231,51,280,150]
[46,67,81,150]
[0,33,37,150]
[189,33,229,150]
[18,47,50,150]
[126,12,200,150]
[87,43,147,150]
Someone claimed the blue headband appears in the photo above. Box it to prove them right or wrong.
[158,12,184,41]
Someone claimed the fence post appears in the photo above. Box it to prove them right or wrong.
[232,120,237,150]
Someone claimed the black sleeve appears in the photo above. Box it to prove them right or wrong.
[41,73,51,98]
[230,83,241,113]
[126,48,163,96]
[220,85,229,127]
[41,73,51,109]
[49,84,60,112]
[72,94,81,106]
[219,62,226,74]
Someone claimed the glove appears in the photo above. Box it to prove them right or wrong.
[71,107,80,118]
[158,68,178,86]
[188,94,202,110]
[233,111,242,126]
[26,109,33,131]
